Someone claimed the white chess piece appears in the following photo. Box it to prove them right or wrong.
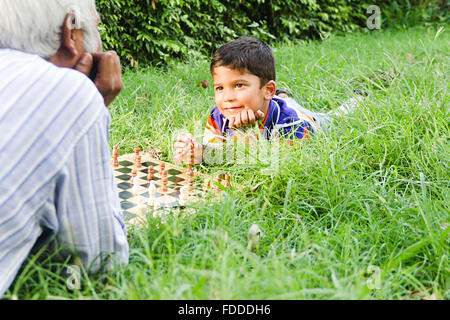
[179,186,188,206]
[147,180,156,206]
[136,196,147,215]
[179,185,196,206]
[131,180,139,194]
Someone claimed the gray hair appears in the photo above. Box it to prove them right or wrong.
[0,0,100,58]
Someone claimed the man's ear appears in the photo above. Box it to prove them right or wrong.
[48,13,84,68]
[264,80,276,100]
[61,13,79,57]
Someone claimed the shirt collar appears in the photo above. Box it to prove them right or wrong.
[259,99,280,132]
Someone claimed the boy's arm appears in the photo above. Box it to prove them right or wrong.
[279,120,313,141]
[203,116,225,144]
[201,116,226,165]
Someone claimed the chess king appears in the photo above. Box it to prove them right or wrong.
[0,0,129,296]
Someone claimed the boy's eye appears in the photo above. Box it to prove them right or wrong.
[215,86,223,91]
[235,83,244,88]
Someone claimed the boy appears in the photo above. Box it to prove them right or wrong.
[174,37,364,165]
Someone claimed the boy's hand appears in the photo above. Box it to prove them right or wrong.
[74,51,123,107]
[173,133,203,164]
[229,109,265,130]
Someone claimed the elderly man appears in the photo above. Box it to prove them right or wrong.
[0,0,129,296]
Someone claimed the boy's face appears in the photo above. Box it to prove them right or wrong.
[212,66,275,121]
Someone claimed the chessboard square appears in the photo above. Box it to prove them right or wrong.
[163,199,179,207]
[117,167,132,174]
[168,168,182,175]
[120,201,136,210]
[117,182,131,190]
[168,175,184,183]
[168,191,179,197]
[116,174,131,181]
[154,191,175,198]
[139,177,160,184]
[119,190,133,200]
[140,191,149,198]
[122,211,133,218]
[143,161,159,167]
[119,160,133,167]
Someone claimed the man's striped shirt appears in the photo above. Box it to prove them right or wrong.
[0,49,129,296]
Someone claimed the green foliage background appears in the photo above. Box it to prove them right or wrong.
[97,0,448,66]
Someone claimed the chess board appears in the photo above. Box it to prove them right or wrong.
[112,152,216,224]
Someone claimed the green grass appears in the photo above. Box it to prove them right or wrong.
[6,25,449,300]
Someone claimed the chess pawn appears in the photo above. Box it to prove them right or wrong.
[160,169,168,193]
[147,166,154,182]
[111,145,119,168]
[186,141,195,174]
[190,142,195,162]
[147,180,156,206]
[179,187,192,206]
[134,147,140,162]
[216,174,223,192]
[135,154,142,168]
[130,168,138,186]
[148,180,156,194]
[224,174,231,188]
[159,162,165,172]
[186,169,194,187]
[203,179,211,194]
[153,199,161,211]
[136,196,147,215]
[130,168,138,192]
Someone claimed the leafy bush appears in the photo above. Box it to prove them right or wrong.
[378,0,449,28]
[97,0,448,66]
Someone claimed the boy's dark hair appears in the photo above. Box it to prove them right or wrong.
[210,37,276,87]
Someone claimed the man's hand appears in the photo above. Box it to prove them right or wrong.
[229,109,265,130]
[173,133,203,164]
[74,51,123,106]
